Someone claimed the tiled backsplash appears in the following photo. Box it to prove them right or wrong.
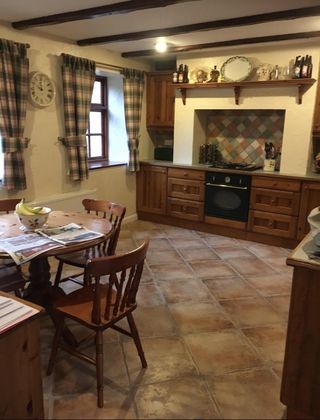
[206,110,285,164]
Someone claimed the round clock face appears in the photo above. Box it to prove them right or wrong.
[29,72,56,107]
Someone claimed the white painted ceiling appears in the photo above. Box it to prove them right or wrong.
[1,0,320,56]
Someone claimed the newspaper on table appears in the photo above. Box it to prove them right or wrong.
[36,223,104,245]
[0,233,62,265]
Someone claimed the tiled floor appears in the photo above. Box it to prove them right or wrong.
[40,220,291,419]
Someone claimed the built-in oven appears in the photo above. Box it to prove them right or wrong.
[205,172,251,221]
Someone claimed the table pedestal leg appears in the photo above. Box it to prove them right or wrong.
[24,256,78,347]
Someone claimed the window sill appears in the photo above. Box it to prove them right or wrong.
[88,161,127,171]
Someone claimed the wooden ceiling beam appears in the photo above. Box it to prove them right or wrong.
[78,6,320,46]
[121,31,320,57]
[11,0,200,30]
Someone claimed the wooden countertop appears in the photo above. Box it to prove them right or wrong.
[140,160,320,181]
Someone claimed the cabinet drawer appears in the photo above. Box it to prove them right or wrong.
[251,188,300,216]
[167,198,204,221]
[168,168,205,181]
[168,178,204,201]
[252,176,301,192]
[248,210,297,238]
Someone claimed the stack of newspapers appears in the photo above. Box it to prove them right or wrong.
[0,223,104,265]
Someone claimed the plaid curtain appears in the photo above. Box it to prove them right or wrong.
[60,53,96,181]
[0,39,29,190]
[122,68,145,172]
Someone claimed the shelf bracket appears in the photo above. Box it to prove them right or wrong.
[234,86,241,105]
[179,88,186,105]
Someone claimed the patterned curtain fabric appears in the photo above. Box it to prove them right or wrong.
[122,68,145,172]
[60,53,96,181]
[0,39,29,190]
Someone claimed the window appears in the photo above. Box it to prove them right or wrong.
[87,76,108,162]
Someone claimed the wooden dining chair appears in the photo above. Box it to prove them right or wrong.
[53,199,126,288]
[0,198,26,297]
[47,240,149,408]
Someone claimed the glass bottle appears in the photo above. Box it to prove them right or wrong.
[172,67,178,83]
[178,64,184,83]
[210,65,220,82]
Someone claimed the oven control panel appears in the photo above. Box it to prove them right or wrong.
[205,172,251,188]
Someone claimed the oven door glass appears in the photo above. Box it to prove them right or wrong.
[205,186,250,221]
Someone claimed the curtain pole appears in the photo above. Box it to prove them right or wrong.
[94,61,123,72]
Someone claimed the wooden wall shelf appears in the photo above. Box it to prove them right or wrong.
[172,78,316,105]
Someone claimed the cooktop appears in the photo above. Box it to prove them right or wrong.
[209,161,263,171]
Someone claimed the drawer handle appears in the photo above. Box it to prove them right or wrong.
[183,173,188,177]
[270,199,276,205]
[182,206,187,212]
[268,220,274,228]
[183,187,187,192]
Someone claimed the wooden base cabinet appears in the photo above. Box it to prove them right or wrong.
[0,294,44,420]
[249,176,301,239]
[167,168,204,222]
[136,165,167,215]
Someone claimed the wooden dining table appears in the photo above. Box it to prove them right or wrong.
[0,210,113,308]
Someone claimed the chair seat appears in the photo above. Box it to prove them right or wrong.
[54,284,134,328]
[0,266,25,293]
[56,248,108,268]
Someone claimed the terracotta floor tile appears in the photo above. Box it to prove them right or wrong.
[133,305,177,337]
[184,330,262,375]
[164,227,199,238]
[204,235,240,247]
[271,362,284,379]
[169,302,234,333]
[52,391,136,419]
[213,246,256,259]
[169,237,207,249]
[178,247,219,261]
[159,278,213,303]
[149,263,195,281]
[204,277,258,300]
[137,283,165,306]
[190,260,238,279]
[263,257,294,274]
[247,243,290,258]
[146,249,183,265]
[227,257,278,276]
[143,238,173,251]
[132,229,166,240]
[220,297,284,327]
[243,324,287,363]
[52,341,129,396]
[267,295,291,320]
[135,377,219,419]
[207,368,285,419]
[245,272,292,296]
[123,336,197,385]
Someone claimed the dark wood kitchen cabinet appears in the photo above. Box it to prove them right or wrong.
[146,72,175,129]
[167,168,205,221]
[0,293,44,420]
[136,164,167,215]
[248,176,301,239]
[297,181,320,240]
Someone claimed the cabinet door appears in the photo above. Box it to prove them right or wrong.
[146,72,175,128]
[251,187,300,216]
[297,182,320,239]
[136,165,167,215]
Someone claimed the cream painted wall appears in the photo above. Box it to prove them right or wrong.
[0,22,154,217]
[174,41,320,175]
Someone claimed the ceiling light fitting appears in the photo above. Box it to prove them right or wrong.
[155,38,168,53]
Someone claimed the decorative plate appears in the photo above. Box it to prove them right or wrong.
[220,56,252,82]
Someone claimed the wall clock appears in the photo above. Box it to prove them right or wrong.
[29,71,56,107]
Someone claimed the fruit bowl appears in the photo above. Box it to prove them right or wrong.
[15,207,51,231]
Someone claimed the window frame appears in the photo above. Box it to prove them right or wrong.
[87,75,109,163]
